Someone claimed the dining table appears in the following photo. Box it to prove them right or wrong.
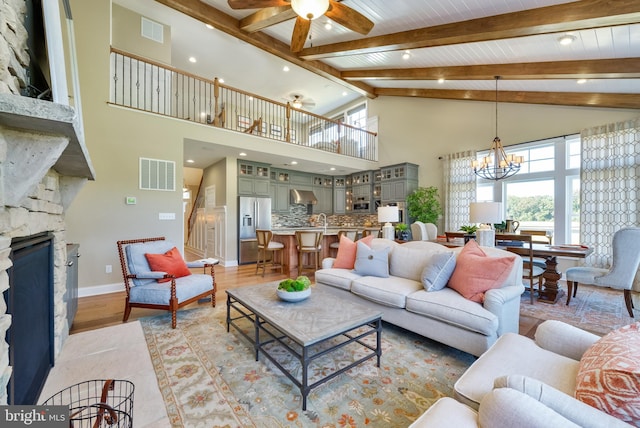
[439,237,593,304]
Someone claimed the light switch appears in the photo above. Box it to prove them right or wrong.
[159,212,176,220]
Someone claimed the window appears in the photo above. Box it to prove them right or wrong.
[475,134,580,244]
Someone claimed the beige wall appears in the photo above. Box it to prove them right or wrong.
[367,96,640,190]
[111,3,171,64]
[67,0,639,292]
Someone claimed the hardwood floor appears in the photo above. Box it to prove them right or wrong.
[70,263,303,334]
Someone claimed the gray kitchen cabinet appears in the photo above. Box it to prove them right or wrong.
[333,176,346,214]
[238,161,270,196]
[380,162,419,203]
[274,183,290,212]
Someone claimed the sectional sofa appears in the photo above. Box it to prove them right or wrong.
[315,238,524,357]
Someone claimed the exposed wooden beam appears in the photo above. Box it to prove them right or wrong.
[153,0,377,98]
[239,6,296,33]
[300,0,640,60]
[374,88,640,109]
[342,58,640,81]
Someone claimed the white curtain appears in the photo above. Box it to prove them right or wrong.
[580,117,640,290]
[443,150,477,232]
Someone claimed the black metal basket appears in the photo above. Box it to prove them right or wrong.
[42,379,134,428]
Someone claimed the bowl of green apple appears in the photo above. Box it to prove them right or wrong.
[277,276,311,302]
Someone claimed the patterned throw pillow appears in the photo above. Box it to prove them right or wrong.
[354,241,390,277]
[575,322,640,425]
[447,240,516,303]
[145,247,192,283]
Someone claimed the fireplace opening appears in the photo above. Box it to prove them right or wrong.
[4,232,54,404]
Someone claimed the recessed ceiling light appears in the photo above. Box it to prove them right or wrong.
[291,161,298,165]
[239,152,247,157]
[324,20,332,30]
[402,50,411,60]
[438,78,445,84]
[342,91,347,96]
[205,24,214,29]
[558,34,576,45]
[186,159,195,163]
[188,56,197,63]
[330,167,336,171]
[218,78,225,83]
[283,65,290,72]
[577,78,587,84]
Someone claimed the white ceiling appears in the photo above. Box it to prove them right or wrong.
[113,0,640,176]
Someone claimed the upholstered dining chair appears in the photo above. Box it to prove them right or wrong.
[565,227,640,317]
[495,233,544,304]
[117,237,217,328]
[295,230,323,274]
[411,221,438,241]
[256,229,284,276]
[329,230,358,256]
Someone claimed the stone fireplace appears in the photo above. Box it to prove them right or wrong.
[0,0,94,405]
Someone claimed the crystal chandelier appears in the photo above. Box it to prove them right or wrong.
[472,77,524,181]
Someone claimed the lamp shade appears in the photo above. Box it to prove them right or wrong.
[291,0,329,20]
[378,206,399,224]
[469,202,502,225]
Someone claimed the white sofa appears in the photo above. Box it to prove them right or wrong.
[315,239,524,357]
[411,320,634,427]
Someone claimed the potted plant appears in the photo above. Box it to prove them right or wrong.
[395,223,409,241]
[459,225,478,243]
[407,186,442,225]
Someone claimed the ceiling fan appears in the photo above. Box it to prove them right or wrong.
[227,0,374,52]
[287,94,316,109]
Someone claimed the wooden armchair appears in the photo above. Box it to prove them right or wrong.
[117,237,217,328]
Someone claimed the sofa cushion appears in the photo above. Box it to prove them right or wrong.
[406,288,498,335]
[354,241,391,277]
[145,246,192,283]
[333,234,374,269]
[389,241,453,281]
[351,276,422,308]
[314,268,363,291]
[448,240,517,303]
[421,252,457,292]
[575,322,640,425]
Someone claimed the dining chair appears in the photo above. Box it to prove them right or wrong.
[117,237,217,328]
[520,229,552,245]
[361,229,380,239]
[565,227,640,317]
[255,229,284,276]
[295,230,324,274]
[411,221,428,240]
[329,230,358,256]
[495,233,544,304]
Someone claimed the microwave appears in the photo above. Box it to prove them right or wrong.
[353,202,370,211]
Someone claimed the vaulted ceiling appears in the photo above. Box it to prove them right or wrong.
[154,0,640,110]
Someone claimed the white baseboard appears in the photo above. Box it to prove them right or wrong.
[78,282,123,298]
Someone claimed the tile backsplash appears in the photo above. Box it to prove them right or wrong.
[272,205,379,228]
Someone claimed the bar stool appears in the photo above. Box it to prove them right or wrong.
[256,230,284,276]
[329,230,358,257]
[295,230,323,274]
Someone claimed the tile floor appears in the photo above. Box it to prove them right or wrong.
[38,321,169,427]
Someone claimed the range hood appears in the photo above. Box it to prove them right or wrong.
[290,189,318,205]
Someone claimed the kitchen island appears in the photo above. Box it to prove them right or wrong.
[271,227,380,273]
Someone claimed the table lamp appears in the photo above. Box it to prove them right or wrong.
[469,202,502,247]
[378,206,399,240]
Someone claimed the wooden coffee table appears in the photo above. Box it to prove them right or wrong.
[226,283,382,410]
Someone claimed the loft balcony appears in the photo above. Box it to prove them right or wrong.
[109,48,378,162]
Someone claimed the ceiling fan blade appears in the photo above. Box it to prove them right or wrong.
[291,16,311,52]
[325,0,374,35]
[227,0,289,10]
[240,6,296,33]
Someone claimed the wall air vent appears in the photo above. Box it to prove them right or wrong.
[139,157,175,191]
[141,16,164,43]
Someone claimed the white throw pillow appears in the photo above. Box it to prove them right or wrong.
[421,252,457,291]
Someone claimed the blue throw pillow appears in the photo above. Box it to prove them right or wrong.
[421,252,457,292]
[354,241,390,277]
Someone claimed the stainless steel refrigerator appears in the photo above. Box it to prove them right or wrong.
[238,196,272,264]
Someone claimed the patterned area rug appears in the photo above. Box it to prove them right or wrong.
[520,283,635,336]
[140,304,475,428]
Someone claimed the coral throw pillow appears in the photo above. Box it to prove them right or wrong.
[575,322,640,425]
[447,240,516,303]
[145,247,192,283]
[333,234,374,269]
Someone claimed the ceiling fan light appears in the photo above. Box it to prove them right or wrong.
[291,0,329,20]
[292,99,302,108]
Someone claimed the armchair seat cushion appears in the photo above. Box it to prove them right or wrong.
[129,274,214,305]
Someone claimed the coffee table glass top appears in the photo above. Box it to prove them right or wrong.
[226,282,382,346]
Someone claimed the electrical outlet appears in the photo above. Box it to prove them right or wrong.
[106,265,112,274]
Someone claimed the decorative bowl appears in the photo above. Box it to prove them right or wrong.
[276,287,311,302]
